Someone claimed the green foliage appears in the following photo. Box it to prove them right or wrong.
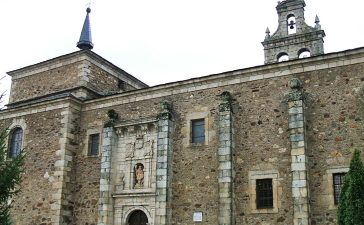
[0,128,25,224]
[338,149,364,225]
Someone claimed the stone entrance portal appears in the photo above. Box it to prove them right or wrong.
[128,210,148,225]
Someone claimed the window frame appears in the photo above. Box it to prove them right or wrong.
[256,179,274,209]
[8,127,23,158]
[191,118,205,144]
[249,170,279,214]
[326,167,349,209]
[333,173,346,205]
[88,133,100,156]
[183,111,210,147]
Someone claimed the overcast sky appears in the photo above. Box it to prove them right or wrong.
[1,0,363,107]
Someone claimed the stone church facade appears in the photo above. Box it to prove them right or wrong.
[1,1,364,225]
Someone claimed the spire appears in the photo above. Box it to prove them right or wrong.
[265,27,271,39]
[77,7,93,50]
[315,15,321,30]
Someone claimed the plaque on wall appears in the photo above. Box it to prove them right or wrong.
[193,212,203,222]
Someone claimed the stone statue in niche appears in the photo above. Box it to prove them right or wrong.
[144,139,154,156]
[134,163,144,188]
[125,142,135,158]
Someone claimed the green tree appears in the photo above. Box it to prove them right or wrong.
[0,80,25,224]
[338,149,364,225]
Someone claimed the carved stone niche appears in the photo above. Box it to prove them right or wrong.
[114,120,157,192]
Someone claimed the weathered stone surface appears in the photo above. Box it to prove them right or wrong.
[2,8,364,225]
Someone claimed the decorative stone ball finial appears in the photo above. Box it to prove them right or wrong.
[289,78,302,90]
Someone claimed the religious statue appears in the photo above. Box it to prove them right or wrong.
[134,163,144,188]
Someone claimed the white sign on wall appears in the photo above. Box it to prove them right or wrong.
[193,212,203,222]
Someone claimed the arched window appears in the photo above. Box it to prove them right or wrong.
[298,48,311,58]
[287,14,297,35]
[277,52,289,62]
[8,127,23,158]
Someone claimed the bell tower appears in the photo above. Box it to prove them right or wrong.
[262,0,325,64]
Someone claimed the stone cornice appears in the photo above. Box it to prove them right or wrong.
[3,47,364,114]
[7,50,148,89]
[84,47,364,111]
[0,97,82,120]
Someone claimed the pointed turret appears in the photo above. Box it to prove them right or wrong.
[77,7,93,50]
[265,27,271,39]
[315,15,321,30]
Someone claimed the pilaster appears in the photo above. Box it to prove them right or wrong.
[287,78,310,225]
[155,101,174,225]
[51,104,80,225]
[98,111,118,225]
[218,92,234,225]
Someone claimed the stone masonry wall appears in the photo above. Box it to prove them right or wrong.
[302,63,364,225]
[0,109,63,225]
[10,62,82,103]
[88,64,135,95]
[232,76,293,225]
[3,51,364,225]
[75,61,364,225]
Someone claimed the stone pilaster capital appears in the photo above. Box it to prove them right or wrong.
[158,100,173,120]
[104,109,119,128]
[219,91,233,112]
[286,78,305,102]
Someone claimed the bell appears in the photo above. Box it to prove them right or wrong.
[290,25,295,30]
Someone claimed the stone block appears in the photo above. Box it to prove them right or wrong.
[289,107,303,115]
[290,134,304,142]
[291,147,305,156]
[288,100,303,108]
[291,140,305,148]
[291,162,307,171]
[289,113,304,122]
[219,161,232,170]
[289,121,304,129]
[219,177,232,183]
[292,155,306,163]
[292,180,307,188]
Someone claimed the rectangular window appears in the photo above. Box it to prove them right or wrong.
[256,179,273,209]
[88,134,100,156]
[333,173,346,205]
[191,119,205,143]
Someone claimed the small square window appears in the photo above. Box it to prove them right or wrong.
[256,179,273,209]
[88,134,100,156]
[333,173,346,205]
[191,119,205,143]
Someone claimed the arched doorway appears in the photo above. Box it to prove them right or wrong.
[128,210,149,225]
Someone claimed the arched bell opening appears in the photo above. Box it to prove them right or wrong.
[287,14,297,35]
[298,48,311,58]
[277,52,289,62]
